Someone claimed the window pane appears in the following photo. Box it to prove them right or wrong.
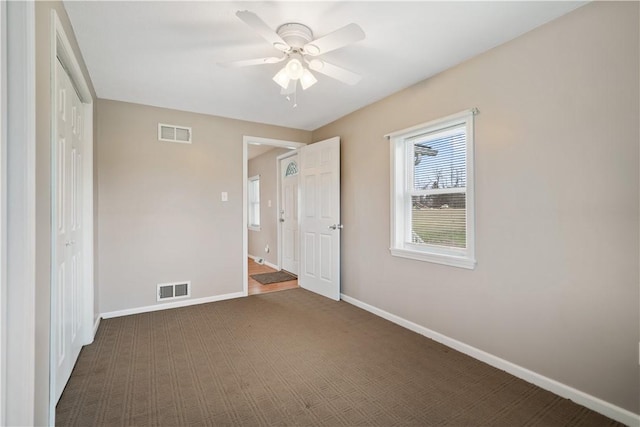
[411,194,466,248]
[413,125,466,191]
[285,161,298,177]
[249,180,257,199]
[250,203,260,226]
[248,177,260,227]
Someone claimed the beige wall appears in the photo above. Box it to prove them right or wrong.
[313,1,639,414]
[97,100,311,313]
[31,0,636,421]
[248,147,291,266]
[35,1,97,424]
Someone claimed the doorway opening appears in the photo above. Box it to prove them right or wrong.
[242,136,305,296]
[247,257,298,295]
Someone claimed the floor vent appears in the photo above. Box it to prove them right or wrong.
[158,123,192,144]
[157,281,191,301]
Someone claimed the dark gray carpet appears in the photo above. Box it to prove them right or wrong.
[251,271,297,285]
[56,288,621,426]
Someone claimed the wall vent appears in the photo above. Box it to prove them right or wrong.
[158,123,192,144]
[157,281,191,301]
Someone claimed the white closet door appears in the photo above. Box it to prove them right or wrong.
[53,58,85,403]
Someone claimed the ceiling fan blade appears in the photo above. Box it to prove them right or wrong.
[303,23,365,56]
[219,56,285,68]
[236,11,289,52]
[308,60,362,85]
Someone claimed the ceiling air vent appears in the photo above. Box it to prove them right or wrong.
[158,123,192,144]
[157,281,191,301]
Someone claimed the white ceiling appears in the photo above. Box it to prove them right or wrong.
[64,1,584,131]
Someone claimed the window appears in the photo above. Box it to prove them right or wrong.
[387,109,476,269]
[248,175,260,230]
[285,160,298,177]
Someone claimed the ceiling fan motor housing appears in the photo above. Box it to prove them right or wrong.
[276,23,313,49]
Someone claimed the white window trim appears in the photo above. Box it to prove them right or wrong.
[387,108,477,269]
[247,174,261,231]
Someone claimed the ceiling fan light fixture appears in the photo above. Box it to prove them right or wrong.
[285,58,304,80]
[273,67,291,89]
[230,11,365,96]
[300,68,317,90]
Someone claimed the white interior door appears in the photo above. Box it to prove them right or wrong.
[54,58,84,402]
[280,154,299,275]
[299,137,341,301]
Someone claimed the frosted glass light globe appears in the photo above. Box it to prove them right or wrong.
[285,59,304,80]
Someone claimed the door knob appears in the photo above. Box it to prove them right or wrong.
[65,240,75,246]
[328,224,343,230]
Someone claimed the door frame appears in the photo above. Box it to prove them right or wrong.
[0,2,7,423]
[48,9,95,424]
[276,150,299,275]
[242,136,305,296]
[3,1,36,425]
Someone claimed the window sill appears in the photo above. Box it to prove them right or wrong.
[390,247,476,269]
[248,226,261,232]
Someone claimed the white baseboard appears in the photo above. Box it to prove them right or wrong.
[340,293,639,427]
[93,316,101,336]
[248,254,278,270]
[101,291,244,319]
[265,260,278,270]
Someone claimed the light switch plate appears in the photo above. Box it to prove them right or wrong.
[221,192,228,202]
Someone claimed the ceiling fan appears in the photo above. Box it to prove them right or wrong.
[220,11,365,95]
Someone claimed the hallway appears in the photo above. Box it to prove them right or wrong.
[247,258,298,295]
